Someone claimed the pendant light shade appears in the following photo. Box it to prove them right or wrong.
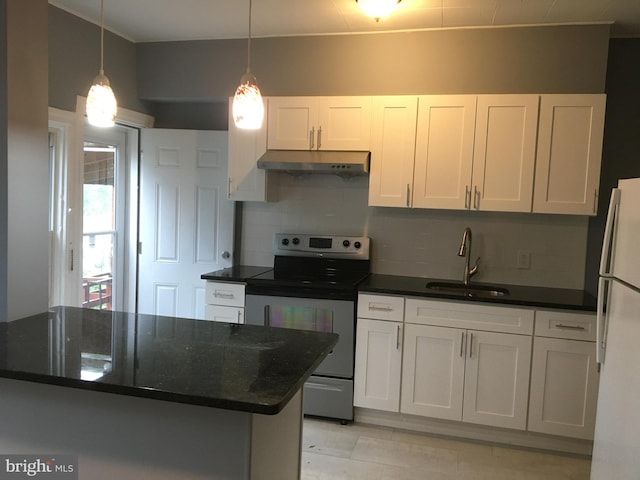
[356,0,401,22]
[86,0,117,127]
[233,0,263,130]
[233,73,264,130]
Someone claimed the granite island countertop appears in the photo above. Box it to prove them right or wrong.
[0,306,337,415]
[359,274,597,312]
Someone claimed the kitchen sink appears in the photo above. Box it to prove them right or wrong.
[425,281,510,297]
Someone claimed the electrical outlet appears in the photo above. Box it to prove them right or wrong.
[517,250,531,269]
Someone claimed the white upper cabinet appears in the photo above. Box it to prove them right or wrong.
[412,95,477,210]
[370,94,540,212]
[368,96,419,207]
[533,94,606,215]
[227,98,273,202]
[472,95,539,212]
[267,96,372,151]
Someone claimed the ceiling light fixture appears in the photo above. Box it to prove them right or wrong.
[232,0,264,130]
[86,0,117,128]
[356,0,402,22]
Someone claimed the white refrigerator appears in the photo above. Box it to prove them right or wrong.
[591,177,640,479]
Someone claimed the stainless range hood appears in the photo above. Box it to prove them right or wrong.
[257,150,370,179]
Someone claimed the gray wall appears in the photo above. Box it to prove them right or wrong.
[48,5,149,115]
[1,0,49,321]
[0,1,7,320]
[584,38,640,296]
[137,24,610,129]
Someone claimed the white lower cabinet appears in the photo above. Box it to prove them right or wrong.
[353,318,403,411]
[204,304,244,324]
[401,324,464,420]
[354,294,404,411]
[528,311,599,439]
[204,281,245,323]
[355,294,598,440]
[461,330,532,429]
[401,323,532,430]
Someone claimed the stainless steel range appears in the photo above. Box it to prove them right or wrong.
[245,233,370,423]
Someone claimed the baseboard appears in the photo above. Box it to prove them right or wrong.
[354,407,593,456]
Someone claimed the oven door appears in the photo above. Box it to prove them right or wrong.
[245,294,354,378]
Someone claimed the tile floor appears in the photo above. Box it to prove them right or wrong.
[301,418,591,480]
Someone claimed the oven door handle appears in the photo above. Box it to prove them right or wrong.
[304,381,343,393]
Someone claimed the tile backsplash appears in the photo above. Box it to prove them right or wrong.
[239,174,589,290]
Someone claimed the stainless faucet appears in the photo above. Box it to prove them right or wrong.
[458,227,480,285]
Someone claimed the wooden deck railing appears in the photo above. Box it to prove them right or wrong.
[82,275,112,310]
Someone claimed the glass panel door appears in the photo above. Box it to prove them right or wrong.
[81,124,127,311]
[82,142,117,310]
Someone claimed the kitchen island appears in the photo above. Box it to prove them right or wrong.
[0,306,337,480]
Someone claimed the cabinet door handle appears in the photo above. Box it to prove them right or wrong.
[396,325,401,350]
[317,126,322,150]
[368,304,393,312]
[597,277,612,368]
[406,184,411,207]
[469,332,474,358]
[227,177,232,198]
[460,331,465,357]
[593,189,599,214]
[309,127,315,150]
[554,323,586,331]
[214,292,235,299]
[464,186,471,209]
[473,186,480,210]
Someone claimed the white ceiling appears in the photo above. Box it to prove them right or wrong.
[49,0,640,42]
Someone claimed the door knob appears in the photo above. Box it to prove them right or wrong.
[221,251,231,260]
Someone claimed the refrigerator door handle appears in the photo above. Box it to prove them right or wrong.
[599,188,621,277]
[597,277,612,369]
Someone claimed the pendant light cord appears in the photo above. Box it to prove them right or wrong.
[99,0,105,74]
[246,0,252,75]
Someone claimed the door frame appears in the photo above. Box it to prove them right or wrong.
[48,97,153,312]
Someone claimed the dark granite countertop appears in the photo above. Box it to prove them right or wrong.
[0,306,337,415]
[359,274,597,312]
[201,265,273,282]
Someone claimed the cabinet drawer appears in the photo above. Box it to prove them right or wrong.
[204,305,244,324]
[405,297,534,335]
[205,282,245,307]
[357,293,404,321]
[534,310,596,341]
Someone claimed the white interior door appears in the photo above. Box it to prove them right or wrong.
[138,129,234,319]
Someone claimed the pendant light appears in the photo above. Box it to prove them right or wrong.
[86,0,117,128]
[232,0,264,130]
[356,0,402,22]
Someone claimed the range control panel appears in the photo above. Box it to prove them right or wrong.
[273,234,370,259]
